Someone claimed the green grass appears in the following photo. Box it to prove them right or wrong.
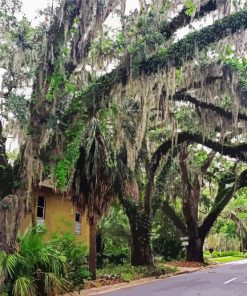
[209,256,246,263]
[97,264,177,282]
[204,250,246,258]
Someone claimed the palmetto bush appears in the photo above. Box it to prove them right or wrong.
[0,227,70,296]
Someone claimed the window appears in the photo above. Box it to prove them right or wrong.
[75,212,81,235]
[75,212,81,223]
[37,196,45,219]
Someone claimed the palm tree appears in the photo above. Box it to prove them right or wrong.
[71,117,114,279]
[0,226,69,296]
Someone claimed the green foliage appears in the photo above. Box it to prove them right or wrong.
[220,45,247,90]
[97,263,176,282]
[46,46,73,102]
[0,227,89,295]
[50,232,90,289]
[175,68,183,87]
[210,250,244,258]
[217,96,232,111]
[141,10,247,74]
[148,127,172,143]
[10,17,36,50]
[210,255,246,263]
[54,158,71,190]
[185,0,196,16]
[175,106,199,132]
[152,210,182,261]
[0,227,69,295]
[100,203,131,265]
[4,94,29,126]
[12,276,37,296]
[54,122,85,189]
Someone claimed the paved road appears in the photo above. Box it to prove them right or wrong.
[101,260,247,296]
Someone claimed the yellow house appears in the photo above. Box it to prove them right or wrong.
[20,181,90,245]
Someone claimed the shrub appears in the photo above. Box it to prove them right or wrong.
[50,231,90,289]
[0,227,69,296]
[103,244,129,265]
[0,227,90,296]
[152,210,182,261]
[211,250,243,258]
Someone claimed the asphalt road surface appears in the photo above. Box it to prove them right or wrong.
[101,259,247,296]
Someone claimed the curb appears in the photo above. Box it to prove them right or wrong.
[70,267,202,296]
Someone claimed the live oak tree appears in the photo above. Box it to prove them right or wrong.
[0,0,126,284]
[64,0,247,266]
[1,2,247,288]
[161,145,247,262]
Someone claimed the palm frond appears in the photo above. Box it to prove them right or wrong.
[0,252,20,279]
[12,276,36,296]
[44,272,69,295]
[72,117,114,224]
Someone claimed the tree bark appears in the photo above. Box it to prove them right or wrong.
[0,195,24,254]
[122,200,153,266]
[187,235,205,262]
[130,224,153,266]
[89,222,97,280]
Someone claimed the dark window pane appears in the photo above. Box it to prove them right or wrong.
[37,206,44,218]
[38,196,45,207]
[75,212,81,222]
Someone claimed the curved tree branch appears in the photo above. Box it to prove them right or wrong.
[160,0,218,39]
[172,91,247,122]
[141,11,247,75]
[151,132,247,176]
[201,150,216,175]
[199,169,247,238]
[145,131,247,214]
[68,6,247,116]
[162,200,187,235]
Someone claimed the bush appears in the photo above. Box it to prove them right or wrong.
[204,250,244,258]
[0,227,69,296]
[152,210,182,261]
[211,251,243,258]
[50,231,90,288]
[0,227,90,296]
[99,203,131,266]
[103,244,129,265]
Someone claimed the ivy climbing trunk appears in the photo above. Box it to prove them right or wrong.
[89,222,97,280]
[130,219,153,266]
[122,199,153,266]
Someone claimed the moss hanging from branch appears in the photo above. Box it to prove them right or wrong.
[67,9,247,118]
[140,10,247,75]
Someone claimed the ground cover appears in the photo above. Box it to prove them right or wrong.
[84,264,177,289]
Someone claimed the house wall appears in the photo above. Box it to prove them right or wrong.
[20,187,90,246]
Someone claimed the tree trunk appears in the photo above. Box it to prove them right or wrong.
[89,222,97,280]
[130,225,153,266]
[187,236,204,263]
[0,195,25,288]
[123,200,153,266]
[0,195,24,253]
